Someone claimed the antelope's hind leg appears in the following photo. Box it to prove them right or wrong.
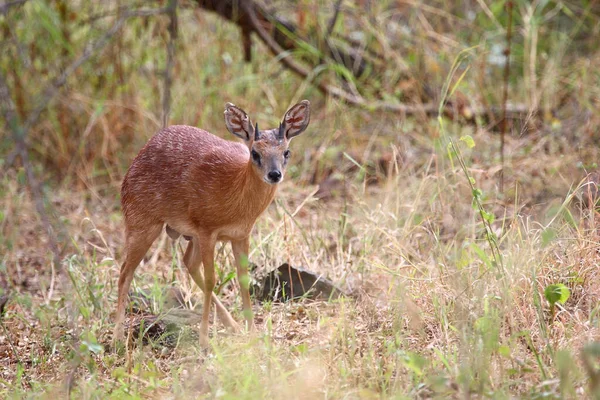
[114,224,162,344]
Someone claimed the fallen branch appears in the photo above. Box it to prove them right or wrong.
[191,0,533,122]
[195,0,369,74]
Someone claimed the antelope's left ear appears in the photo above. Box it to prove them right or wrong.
[224,102,254,142]
[281,100,310,140]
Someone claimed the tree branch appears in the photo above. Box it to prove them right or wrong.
[242,1,438,115]
[196,0,529,120]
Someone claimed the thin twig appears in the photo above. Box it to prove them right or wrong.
[500,0,513,192]
[22,30,119,131]
[162,0,178,128]
[5,6,168,148]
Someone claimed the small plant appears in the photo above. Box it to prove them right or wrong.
[544,283,570,324]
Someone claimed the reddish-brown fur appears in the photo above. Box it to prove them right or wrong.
[114,101,310,347]
[121,127,277,237]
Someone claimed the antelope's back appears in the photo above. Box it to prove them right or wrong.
[120,125,247,225]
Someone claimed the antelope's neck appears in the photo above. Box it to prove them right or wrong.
[233,160,277,216]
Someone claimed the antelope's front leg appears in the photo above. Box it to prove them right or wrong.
[199,237,217,347]
[231,238,256,331]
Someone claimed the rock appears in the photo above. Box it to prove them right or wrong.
[252,263,346,302]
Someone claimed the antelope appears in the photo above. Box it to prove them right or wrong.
[113,100,311,347]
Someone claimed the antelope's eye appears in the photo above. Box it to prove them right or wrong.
[251,150,261,162]
[283,150,291,158]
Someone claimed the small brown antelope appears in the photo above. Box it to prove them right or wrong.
[114,100,311,347]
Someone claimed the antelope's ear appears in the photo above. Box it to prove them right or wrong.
[282,100,310,139]
[224,103,254,141]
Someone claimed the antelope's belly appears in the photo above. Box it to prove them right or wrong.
[216,223,254,242]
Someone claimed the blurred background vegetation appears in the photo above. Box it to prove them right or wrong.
[2,0,599,187]
[1,0,600,398]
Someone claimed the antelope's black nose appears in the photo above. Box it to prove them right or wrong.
[268,170,282,183]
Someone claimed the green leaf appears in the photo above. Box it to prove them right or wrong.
[86,341,104,355]
[460,135,475,148]
[482,210,495,224]
[544,284,570,305]
[222,271,236,286]
[80,334,104,355]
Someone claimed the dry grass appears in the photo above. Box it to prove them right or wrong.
[2,140,600,397]
[2,1,600,398]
